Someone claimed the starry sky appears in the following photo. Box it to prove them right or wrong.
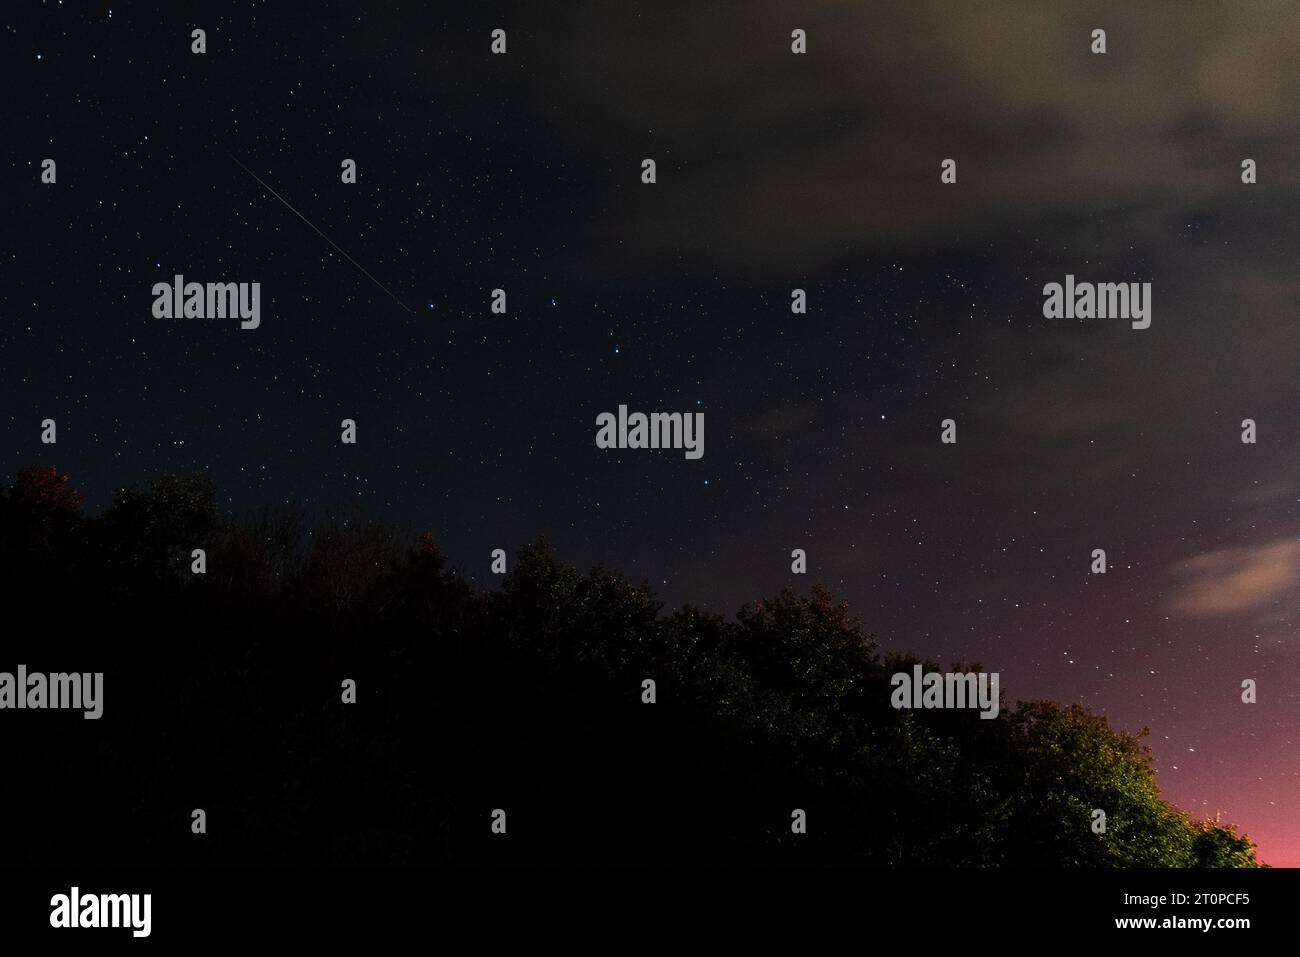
[5,1,1298,865]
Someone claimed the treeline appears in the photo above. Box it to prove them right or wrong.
[0,466,1263,867]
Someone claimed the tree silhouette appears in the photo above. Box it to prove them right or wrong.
[0,468,1265,868]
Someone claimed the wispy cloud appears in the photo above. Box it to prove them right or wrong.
[1167,537,1300,616]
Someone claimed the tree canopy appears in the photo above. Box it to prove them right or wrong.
[0,466,1264,867]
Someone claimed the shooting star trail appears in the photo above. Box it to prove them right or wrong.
[229,153,413,313]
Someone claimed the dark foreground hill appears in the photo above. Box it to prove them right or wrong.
[0,467,1262,867]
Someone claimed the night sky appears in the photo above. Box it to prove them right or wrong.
[5,1,1298,865]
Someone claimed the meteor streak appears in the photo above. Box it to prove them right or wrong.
[229,153,412,313]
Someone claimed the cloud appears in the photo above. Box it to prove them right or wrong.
[359,1,1300,280]
[495,0,1300,276]
[1167,538,1300,616]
